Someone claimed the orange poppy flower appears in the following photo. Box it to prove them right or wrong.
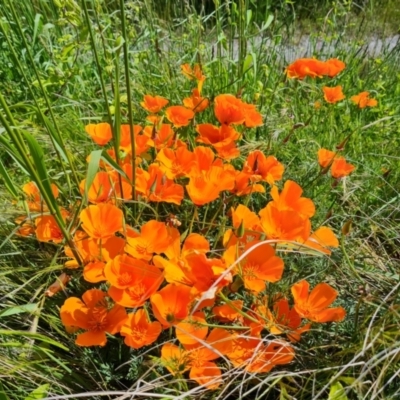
[286,58,328,79]
[120,124,152,156]
[183,328,232,389]
[304,226,339,255]
[165,106,195,128]
[291,280,346,322]
[135,164,184,205]
[230,171,265,197]
[351,91,378,108]
[242,102,263,128]
[125,220,171,261]
[224,240,284,293]
[223,204,263,248]
[23,181,59,212]
[79,203,123,240]
[106,254,164,308]
[227,338,295,373]
[120,309,162,349]
[323,85,345,104]
[60,289,127,346]
[259,203,310,242]
[331,157,355,179]
[212,300,243,322]
[161,342,190,375]
[214,94,246,125]
[140,95,169,114]
[85,122,112,146]
[253,297,310,342]
[175,312,208,345]
[317,148,336,168]
[186,165,235,206]
[15,216,35,237]
[79,171,114,204]
[83,235,126,282]
[156,146,195,179]
[143,123,175,150]
[183,88,209,112]
[243,150,284,185]
[325,58,346,77]
[181,63,206,92]
[214,142,241,160]
[196,123,240,149]
[151,283,192,327]
[269,180,315,219]
[35,209,69,243]
[191,146,222,174]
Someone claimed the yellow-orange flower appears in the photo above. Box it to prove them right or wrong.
[60,289,127,346]
[323,85,345,104]
[140,95,169,113]
[85,122,112,146]
[165,106,194,128]
[120,309,162,349]
[331,157,355,179]
[79,203,123,240]
[291,280,346,323]
[351,91,378,108]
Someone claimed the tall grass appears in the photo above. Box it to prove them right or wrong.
[0,0,399,399]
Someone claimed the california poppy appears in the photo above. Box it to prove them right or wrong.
[151,283,192,327]
[351,91,378,108]
[156,146,195,179]
[120,309,162,349]
[224,240,284,293]
[135,164,185,205]
[79,203,123,240]
[323,86,345,104]
[140,95,169,114]
[243,151,284,185]
[125,220,171,261]
[183,88,209,112]
[214,94,246,125]
[165,106,195,128]
[331,157,355,179]
[106,254,164,308]
[23,181,59,212]
[79,171,114,204]
[291,280,346,322]
[85,122,112,146]
[286,58,328,79]
[269,180,315,219]
[317,148,336,168]
[325,58,346,77]
[35,209,69,243]
[60,289,127,346]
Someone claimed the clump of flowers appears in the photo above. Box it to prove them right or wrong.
[15,62,350,390]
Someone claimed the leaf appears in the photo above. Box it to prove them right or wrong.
[101,150,129,181]
[24,384,49,400]
[84,149,102,203]
[260,14,274,32]
[243,54,253,74]
[0,330,69,351]
[0,158,19,199]
[0,381,10,400]
[0,303,38,318]
[329,381,348,400]
[32,14,42,46]
[21,130,60,216]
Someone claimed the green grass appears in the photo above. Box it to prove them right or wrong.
[0,0,399,399]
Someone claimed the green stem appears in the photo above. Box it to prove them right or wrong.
[119,0,137,214]
[7,0,80,190]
